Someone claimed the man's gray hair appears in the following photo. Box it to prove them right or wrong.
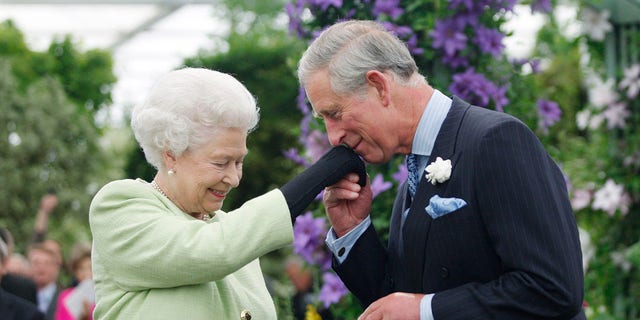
[297,20,424,97]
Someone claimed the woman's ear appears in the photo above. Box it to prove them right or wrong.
[163,150,178,172]
[365,70,390,106]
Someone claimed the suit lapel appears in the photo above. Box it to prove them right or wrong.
[389,182,409,255]
[401,97,471,291]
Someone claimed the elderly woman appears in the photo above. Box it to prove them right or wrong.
[89,67,365,320]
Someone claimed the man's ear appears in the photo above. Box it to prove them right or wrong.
[365,70,390,106]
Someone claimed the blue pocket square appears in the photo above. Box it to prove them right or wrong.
[425,195,467,219]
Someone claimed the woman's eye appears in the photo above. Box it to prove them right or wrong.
[213,162,227,168]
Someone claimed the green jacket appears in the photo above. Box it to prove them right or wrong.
[89,179,293,319]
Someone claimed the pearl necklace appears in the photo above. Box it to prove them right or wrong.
[150,180,211,221]
[150,180,168,198]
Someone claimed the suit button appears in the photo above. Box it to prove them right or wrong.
[440,267,449,278]
[240,309,251,320]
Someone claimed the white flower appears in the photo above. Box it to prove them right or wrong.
[588,113,605,130]
[588,78,618,109]
[571,188,592,211]
[618,64,640,99]
[580,8,612,41]
[579,227,595,272]
[592,179,631,216]
[610,250,632,273]
[424,157,451,185]
[576,110,591,130]
[603,102,630,129]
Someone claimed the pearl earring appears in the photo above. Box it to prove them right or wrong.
[168,169,175,176]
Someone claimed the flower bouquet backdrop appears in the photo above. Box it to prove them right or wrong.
[282,0,640,319]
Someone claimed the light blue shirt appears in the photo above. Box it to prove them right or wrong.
[37,282,57,313]
[325,89,452,320]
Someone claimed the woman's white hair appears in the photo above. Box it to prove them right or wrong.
[131,67,259,170]
[298,20,424,97]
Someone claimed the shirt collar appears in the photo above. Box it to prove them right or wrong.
[37,282,57,312]
[411,89,452,157]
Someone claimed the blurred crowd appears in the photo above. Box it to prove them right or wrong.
[1,193,331,320]
[1,193,95,320]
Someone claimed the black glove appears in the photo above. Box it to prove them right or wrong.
[280,145,367,222]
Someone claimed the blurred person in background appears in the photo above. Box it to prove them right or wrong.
[6,252,32,278]
[55,243,94,320]
[285,256,332,320]
[0,227,38,304]
[90,67,365,320]
[33,191,59,244]
[28,243,62,319]
[32,192,65,270]
[1,236,45,320]
[285,256,314,320]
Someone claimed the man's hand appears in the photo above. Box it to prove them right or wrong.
[358,292,423,320]
[323,173,372,237]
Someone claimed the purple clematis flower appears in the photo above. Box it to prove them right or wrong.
[492,0,517,12]
[448,0,475,10]
[309,0,343,11]
[370,173,393,199]
[293,212,328,265]
[380,22,412,38]
[450,68,499,108]
[296,86,310,116]
[372,0,404,19]
[285,1,306,37]
[380,22,423,55]
[405,34,424,55]
[284,148,309,167]
[430,18,467,57]
[318,272,349,308]
[474,27,505,57]
[492,85,509,112]
[392,160,409,186]
[531,0,553,14]
[529,59,542,74]
[304,130,331,163]
[443,53,470,68]
[537,99,562,130]
[455,12,481,28]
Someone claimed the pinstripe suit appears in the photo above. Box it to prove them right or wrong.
[334,97,586,319]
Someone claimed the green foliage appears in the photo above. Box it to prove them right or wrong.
[0,61,99,251]
[0,20,116,120]
[536,2,640,319]
[0,19,117,256]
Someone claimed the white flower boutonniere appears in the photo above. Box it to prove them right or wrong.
[425,157,452,185]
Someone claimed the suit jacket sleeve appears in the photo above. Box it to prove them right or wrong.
[90,179,293,291]
[333,223,389,307]
[431,117,584,318]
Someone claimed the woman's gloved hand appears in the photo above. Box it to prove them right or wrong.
[280,145,366,221]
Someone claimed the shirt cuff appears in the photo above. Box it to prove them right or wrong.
[420,294,435,320]
[325,216,371,264]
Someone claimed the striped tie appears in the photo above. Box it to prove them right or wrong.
[407,153,419,197]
